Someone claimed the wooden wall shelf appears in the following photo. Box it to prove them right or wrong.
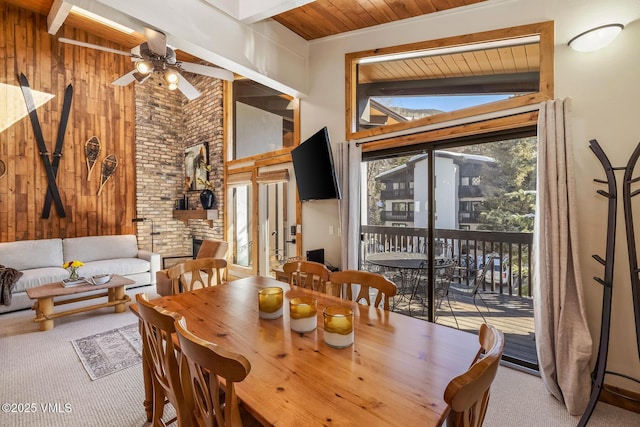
[173,209,218,227]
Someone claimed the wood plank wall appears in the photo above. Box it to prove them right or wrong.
[0,3,136,242]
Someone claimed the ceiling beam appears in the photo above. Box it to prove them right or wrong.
[202,0,317,24]
[238,0,316,24]
[90,0,309,97]
[47,0,73,35]
[359,73,540,97]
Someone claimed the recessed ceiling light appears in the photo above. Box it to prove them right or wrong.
[70,6,135,35]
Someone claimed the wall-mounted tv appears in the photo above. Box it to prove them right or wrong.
[291,127,341,202]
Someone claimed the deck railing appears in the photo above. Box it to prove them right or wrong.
[360,225,533,297]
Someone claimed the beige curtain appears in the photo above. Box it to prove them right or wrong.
[534,98,593,415]
[338,142,362,270]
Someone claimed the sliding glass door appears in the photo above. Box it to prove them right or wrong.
[361,131,538,369]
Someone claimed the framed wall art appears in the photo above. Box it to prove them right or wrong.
[184,143,208,191]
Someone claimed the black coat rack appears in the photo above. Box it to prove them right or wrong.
[578,139,640,426]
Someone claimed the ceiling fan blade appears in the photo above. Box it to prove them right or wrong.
[179,62,234,81]
[112,70,137,86]
[177,75,201,100]
[144,28,168,57]
[59,37,138,58]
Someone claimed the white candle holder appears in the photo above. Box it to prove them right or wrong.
[289,297,317,333]
[258,287,284,319]
[323,306,354,348]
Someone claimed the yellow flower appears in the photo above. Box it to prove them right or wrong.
[63,260,84,269]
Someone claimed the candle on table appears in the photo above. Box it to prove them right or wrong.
[289,297,317,333]
[258,287,284,319]
[323,306,354,348]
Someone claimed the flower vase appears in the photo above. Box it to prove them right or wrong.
[200,189,215,209]
[69,268,79,280]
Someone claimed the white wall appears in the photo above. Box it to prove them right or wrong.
[236,102,283,158]
[302,0,640,390]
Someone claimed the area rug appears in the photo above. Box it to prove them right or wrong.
[71,323,142,380]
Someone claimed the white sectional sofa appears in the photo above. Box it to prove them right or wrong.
[0,235,160,313]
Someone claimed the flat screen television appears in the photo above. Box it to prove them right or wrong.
[291,127,341,201]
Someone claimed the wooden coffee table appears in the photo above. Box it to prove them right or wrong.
[26,275,134,331]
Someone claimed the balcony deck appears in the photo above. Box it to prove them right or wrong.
[391,291,537,367]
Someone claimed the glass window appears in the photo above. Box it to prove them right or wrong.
[360,131,538,370]
[232,185,252,267]
[232,80,295,160]
[346,22,553,140]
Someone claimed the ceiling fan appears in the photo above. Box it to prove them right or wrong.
[59,28,234,100]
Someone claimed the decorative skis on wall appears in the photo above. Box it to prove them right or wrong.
[85,136,101,181]
[19,73,73,219]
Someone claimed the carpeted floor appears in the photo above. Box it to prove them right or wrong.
[0,284,638,426]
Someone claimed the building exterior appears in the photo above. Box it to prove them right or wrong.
[374,151,497,231]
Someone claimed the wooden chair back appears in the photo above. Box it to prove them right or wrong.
[167,257,227,293]
[329,270,397,309]
[135,293,192,426]
[282,260,331,293]
[444,323,505,427]
[174,316,252,427]
[197,239,228,280]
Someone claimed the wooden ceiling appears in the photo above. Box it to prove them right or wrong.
[11,0,487,44]
[273,0,487,40]
[8,0,495,85]
[358,43,540,85]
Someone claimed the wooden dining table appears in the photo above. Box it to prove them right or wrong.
[138,275,481,426]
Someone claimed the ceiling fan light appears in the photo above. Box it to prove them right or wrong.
[135,60,153,75]
[568,23,624,52]
[164,70,180,85]
[167,82,179,91]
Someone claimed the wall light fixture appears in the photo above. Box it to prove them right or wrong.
[568,24,624,52]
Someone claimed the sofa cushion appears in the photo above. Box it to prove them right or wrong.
[0,239,63,271]
[63,235,139,263]
[14,267,69,293]
[79,258,151,278]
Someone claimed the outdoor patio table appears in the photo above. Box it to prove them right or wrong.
[366,252,450,312]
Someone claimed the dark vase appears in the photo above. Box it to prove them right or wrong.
[200,189,215,209]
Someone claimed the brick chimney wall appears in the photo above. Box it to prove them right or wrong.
[134,72,225,260]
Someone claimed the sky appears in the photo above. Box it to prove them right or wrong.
[373,94,511,112]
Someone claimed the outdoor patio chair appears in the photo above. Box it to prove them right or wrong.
[329,270,397,309]
[431,258,459,318]
[446,253,498,329]
[282,260,331,293]
[444,323,505,427]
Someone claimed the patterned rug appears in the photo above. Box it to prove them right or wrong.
[71,323,142,380]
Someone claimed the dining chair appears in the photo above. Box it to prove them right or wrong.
[444,323,505,427]
[329,270,397,309]
[166,257,227,294]
[174,316,259,427]
[135,293,193,427]
[446,253,498,328]
[282,260,331,293]
[158,239,229,295]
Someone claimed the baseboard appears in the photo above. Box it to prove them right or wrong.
[600,383,640,414]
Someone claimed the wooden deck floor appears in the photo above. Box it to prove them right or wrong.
[391,290,537,367]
